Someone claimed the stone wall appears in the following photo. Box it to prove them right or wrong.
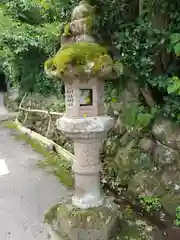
[102,81,180,222]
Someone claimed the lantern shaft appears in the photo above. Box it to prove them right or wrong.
[72,139,102,209]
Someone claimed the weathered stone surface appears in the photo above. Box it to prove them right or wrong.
[139,137,155,154]
[45,198,119,240]
[70,19,90,35]
[160,164,180,187]
[115,205,164,240]
[128,170,162,196]
[164,227,180,240]
[56,116,114,136]
[71,0,94,21]
[76,34,95,43]
[160,193,180,218]
[116,219,162,240]
[103,145,153,187]
[152,118,180,149]
[119,132,135,146]
[127,165,180,218]
[153,141,179,165]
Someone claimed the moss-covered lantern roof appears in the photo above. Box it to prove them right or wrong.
[44,42,114,80]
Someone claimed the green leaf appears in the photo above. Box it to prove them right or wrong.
[122,102,139,127]
[167,82,180,94]
[170,33,180,44]
[174,42,180,56]
[111,97,117,103]
[136,113,152,128]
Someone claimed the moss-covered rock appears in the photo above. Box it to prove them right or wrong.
[115,205,163,240]
[152,117,180,150]
[139,137,155,154]
[127,166,180,219]
[44,42,114,79]
[128,170,163,197]
[102,142,153,190]
[153,142,179,165]
[45,200,116,226]
[45,198,119,240]
[161,193,180,219]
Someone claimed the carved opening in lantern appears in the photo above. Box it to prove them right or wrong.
[80,89,93,106]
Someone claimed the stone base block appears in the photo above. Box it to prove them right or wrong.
[0,107,9,121]
[45,198,119,240]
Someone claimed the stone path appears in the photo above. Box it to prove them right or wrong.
[0,127,69,240]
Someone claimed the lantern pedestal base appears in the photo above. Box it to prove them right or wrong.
[45,198,119,240]
[72,194,103,210]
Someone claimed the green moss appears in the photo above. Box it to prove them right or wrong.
[44,58,54,72]
[44,204,60,224]
[5,120,74,188]
[85,16,93,32]
[111,205,154,240]
[92,55,113,72]
[45,58,53,68]
[45,42,113,76]
[4,120,17,129]
[63,23,72,37]
[44,200,116,228]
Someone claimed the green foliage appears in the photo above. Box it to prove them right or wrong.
[139,195,162,213]
[121,103,158,131]
[0,0,78,95]
[2,0,180,121]
[169,33,180,56]
[176,205,180,226]
[167,76,180,95]
[90,0,180,122]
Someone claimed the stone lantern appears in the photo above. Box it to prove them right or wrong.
[58,78,114,209]
[44,1,119,239]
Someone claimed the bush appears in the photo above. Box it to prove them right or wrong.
[1,0,180,120]
[0,0,78,95]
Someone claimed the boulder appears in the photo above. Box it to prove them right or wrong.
[139,137,155,154]
[128,170,163,197]
[128,165,180,218]
[153,142,179,165]
[117,204,164,240]
[152,118,180,149]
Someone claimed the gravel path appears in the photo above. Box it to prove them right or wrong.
[0,127,69,240]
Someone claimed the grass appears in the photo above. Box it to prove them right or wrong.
[4,120,74,188]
